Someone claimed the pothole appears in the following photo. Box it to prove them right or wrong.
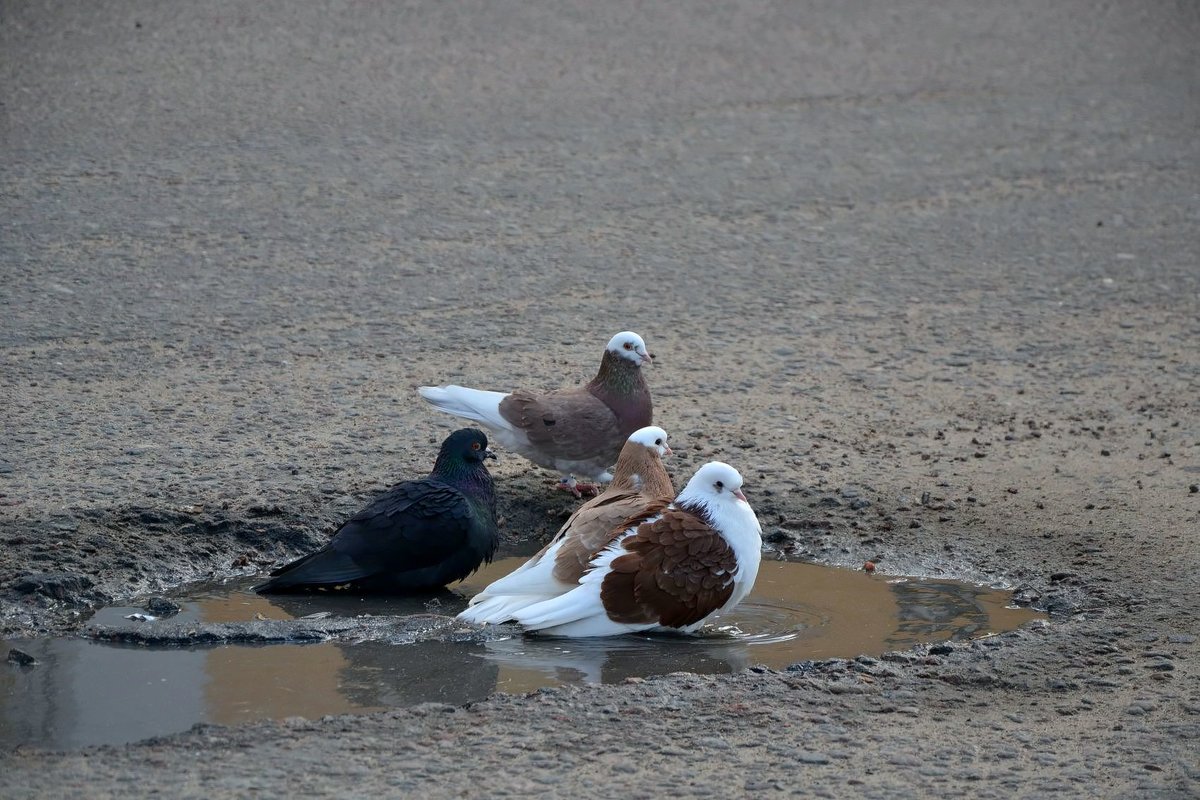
[1,557,1042,749]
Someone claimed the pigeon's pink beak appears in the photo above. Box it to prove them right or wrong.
[662,445,674,456]
[733,488,747,502]
[641,351,655,366]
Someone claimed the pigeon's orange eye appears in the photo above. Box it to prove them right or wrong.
[472,442,481,451]
[623,342,633,350]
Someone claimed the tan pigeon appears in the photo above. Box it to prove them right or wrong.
[458,426,674,625]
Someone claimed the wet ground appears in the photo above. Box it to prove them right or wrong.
[2,0,1198,797]
[2,558,1039,749]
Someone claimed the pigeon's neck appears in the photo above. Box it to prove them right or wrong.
[610,447,673,497]
[675,499,716,529]
[432,461,497,517]
[588,350,650,421]
[677,496,761,555]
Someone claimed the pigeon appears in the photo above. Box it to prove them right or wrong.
[458,425,675,625]
[469,461,763,638]
[255,428,499,594]
[418,331,653,495]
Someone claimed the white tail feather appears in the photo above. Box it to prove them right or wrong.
[457,542,573,625]
[418,385,513,434]
[512,578,649,636]
[458,593,551,625]
[469,544,563,599]
[511,580,605,630]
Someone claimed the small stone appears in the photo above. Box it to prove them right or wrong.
[1011,586,1040,606]
[699,737,731,750]
[7,648,37,666]
[796,752,832,765]
[145,598,182,616]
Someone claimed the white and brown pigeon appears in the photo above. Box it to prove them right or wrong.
[418,331,653,496]
[458,425,675,625]
[463,461,763,638]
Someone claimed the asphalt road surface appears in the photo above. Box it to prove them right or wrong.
[2,1,1198,797]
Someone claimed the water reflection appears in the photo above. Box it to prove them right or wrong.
[0,558,1042,749]
[332,641,499,709]
[885,578,1014,648]
[482,633,753,689]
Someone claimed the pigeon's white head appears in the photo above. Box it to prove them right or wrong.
[628,426,672,457]
[607,331,653,366]
[680,461,747,505]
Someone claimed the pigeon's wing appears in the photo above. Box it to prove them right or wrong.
[552,494,670,584]
[334,479,478,566]
[498,388,622,460]
[257,479,479,591]
[600,508,737,628]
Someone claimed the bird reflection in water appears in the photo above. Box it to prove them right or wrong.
[480,631,754,689]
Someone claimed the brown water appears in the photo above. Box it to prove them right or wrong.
[0,557,1041,749]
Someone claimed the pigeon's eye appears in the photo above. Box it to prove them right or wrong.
[655,438,663,445]
[471,442,481,451]
[623,342,633,350]
[715,480,724,491]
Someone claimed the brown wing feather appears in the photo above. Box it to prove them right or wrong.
[600,508,737,628]
[498,388,622,461]
[552,497,669,584]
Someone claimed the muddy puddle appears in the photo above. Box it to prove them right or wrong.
[1,557,1042,749]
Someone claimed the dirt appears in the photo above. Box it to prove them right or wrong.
[2,0,1198,797]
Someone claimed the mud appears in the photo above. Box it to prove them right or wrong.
[2,0,1198,797]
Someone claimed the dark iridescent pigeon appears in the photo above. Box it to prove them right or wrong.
[255,428,498,594]
[418,331,654,495]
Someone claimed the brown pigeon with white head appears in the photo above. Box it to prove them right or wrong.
[458,425,674,625]
[418,331,653,495]
[466,461,763,638]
